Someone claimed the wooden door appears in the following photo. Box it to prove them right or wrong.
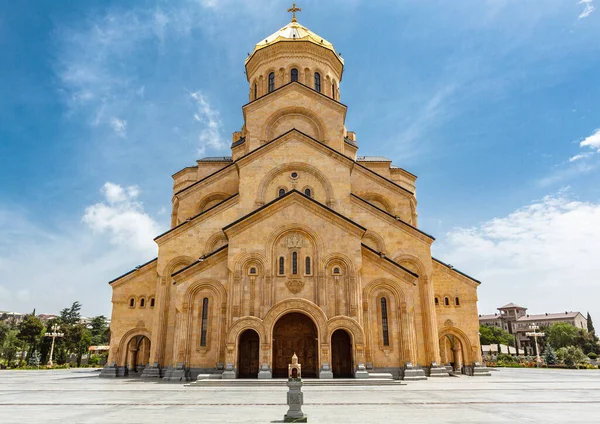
[238,330,259,378]
[272,313,318,377]
[331,329,352,378]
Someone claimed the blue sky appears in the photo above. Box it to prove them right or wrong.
[1,0,599,321]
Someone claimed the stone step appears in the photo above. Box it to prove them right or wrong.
[187,378,406,387]
[367,372,394,379]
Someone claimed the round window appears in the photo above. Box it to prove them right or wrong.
[290,172,298,179]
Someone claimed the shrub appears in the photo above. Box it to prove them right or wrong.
[497,353,516,363]
[588,352,598,360]
[556,346,587,367]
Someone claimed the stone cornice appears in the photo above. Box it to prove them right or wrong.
[223,190,366,240]
[173,161,237,199]
[108,258,158,287]
[352,161,415,198]
[154,194,239,245]
[245,41,344,81]
[432,258,481,287]
[361,244,418,285]
[171,244,229,284]
[350,194,434,245]
[242,81,347,121]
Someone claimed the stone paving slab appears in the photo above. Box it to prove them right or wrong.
[0,368,599,423]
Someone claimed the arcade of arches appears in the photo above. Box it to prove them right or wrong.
[102,11,487,381]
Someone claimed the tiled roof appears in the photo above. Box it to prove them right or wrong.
[517,312,583,321]
[197,156,233,162]
[479,314,501,320]
[344,137,358,148]
[498,303,527,310]
[357,156,391,162]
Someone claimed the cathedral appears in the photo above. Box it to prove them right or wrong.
[101,9,488,381]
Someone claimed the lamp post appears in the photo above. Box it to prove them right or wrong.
[525,324,545,367]
[44,324,64,367]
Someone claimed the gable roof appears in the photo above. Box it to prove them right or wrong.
[223,189,366,235]
[432,257,481,285]
[516,312,584,322]
[108,257,157,285]
[498,302,527,310]
[243,81,347,109]
[361,243,419,280]
[171,244,229,278]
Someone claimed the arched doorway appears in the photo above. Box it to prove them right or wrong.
[331,329,352,378]
[125,335,151,375]
[238,329,260,378]
[272,313,318,378]
[439,334,465,374]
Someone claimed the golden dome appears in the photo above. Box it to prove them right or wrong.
[246,20,343,65]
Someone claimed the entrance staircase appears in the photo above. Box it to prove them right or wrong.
[188,372,405,387]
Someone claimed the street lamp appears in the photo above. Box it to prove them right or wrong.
[44,324,64,367]
[525,324,545,367]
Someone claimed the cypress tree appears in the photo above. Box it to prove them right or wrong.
[587,312,595,334]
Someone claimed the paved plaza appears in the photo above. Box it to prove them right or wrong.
[1,368,599,423]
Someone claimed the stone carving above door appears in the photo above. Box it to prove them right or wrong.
[286,279,304,294]
[286,234,304,249]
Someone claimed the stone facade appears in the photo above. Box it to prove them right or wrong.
[102,18,485,380]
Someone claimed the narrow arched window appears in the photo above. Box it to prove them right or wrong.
[305,257,311,275]
[292,252,298,275]
[279,257,285,275]
[455,297,460,306]
[444,297,450,306]
[278,188,286,197]
[314,72,321,92]
[254,83,257,99]
[333,267,340,275]
[150,298,155,308]
[381,297,390,346]
[434,297,439,306]
[250,267,257,275]
[332,83,335,99]
[129,298,135,308]
[291,68,298,82]
[268,72,275,92]
[304,188,311,197]
[200,297,209,347]
[140,298,145,308]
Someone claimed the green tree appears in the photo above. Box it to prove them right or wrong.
[1,329,22,366]
[17,314,44,359]
[573,328,600,355]
[64,324,91,367]
[90,316,109,345]
[547,322,578,349]
[588,312,595,334]
[556,346,587,367]
[543,343,557,365]
[0,320,10,347]
[60,301,82,325]
[479,325,515,346]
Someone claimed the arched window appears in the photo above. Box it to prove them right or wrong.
[305,256,311,275]
[291,68,298,82]
[332,83,335,99]
[304,188,311,197]
[444,297,450,306]
[314,72,321,92]
[200,297,209,347]
[333,267,340,275]
[140,298,145,308]
[279,257,285,275]
[278,188,286,197]
[150,298,155,308]
[254,83,257,99]
[292,252,298,275]
[381,297,390,346]
[250,267,257,275]
[129,298,135,308]
[268,72,275,93]
[455,297,460,306]
[434,297,439,306]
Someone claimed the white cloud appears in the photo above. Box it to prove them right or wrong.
[82,182,160,253]
[578,0,595,19]
[190,91,228,155]
[109,117,128,137]
[436,191,600,320]
[568,152,594,162]
[580,128,600,149]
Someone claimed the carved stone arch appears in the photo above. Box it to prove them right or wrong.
[181,279,227,312]
[363,278,407,305]
[392,254,428,278]
[205,231,228,255]
[196,192,230,214]
[327,316,365,345]
[256,161,334,206]
[263,298,328,344]
[232,252,268,274]
[162,256,195,283]
[321,252,356,274]
[362,230,387,254]
[266,223,324,261]
[303,66,311,85]
[225,316,266,346]
[117,327,151,365]
[287,63,302,83]
[438,326,474,364]
[262,106,326,142]
[361,192,394,214]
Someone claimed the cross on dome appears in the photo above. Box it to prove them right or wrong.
[287,3,302,22]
